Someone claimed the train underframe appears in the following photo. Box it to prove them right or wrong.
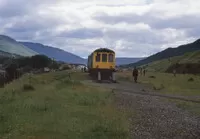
[88,68,116,83]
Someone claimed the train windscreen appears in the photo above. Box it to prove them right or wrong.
[108,53,114,62]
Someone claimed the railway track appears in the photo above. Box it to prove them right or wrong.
[112,88,200,103]
[82,80,200,103]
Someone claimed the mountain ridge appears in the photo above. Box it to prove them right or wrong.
[20,42,86,64]
[20,42,144,65]
[125,38,200,67]
[0,35,38,57]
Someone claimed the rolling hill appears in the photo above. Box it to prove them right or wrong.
[145,50,200,73]
[21,42,144,65]
[0,35,38,57]
[125,39,200,67]
[20,42,86,64]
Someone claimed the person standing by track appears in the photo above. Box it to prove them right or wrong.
[140,68,143,76]
[143,69,146,76]
[132,67,139,83]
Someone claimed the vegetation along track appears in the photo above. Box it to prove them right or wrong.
[82,80,200,103]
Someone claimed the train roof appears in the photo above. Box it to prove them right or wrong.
[94,48,115,53]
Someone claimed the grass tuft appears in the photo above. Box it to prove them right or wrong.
[188,77,194,82]
[22,84,35,91]
[149,75,156,79]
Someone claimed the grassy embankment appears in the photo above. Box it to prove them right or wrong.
[116,71,200,115]
[145,50,200,72]
[116,71,200,96]
[0,71,129,139]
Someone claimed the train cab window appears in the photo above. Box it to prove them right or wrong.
[96,53,101,62]
[102,53,107,62]
[108,54,114,62]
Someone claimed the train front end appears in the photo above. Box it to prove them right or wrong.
[87,48,116,82]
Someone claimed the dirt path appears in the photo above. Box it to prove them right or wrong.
[82,80,200,139]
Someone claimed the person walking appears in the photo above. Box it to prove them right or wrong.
[173,69,176,77]
[143,69,146,76]
[140,68,143,76]
[132,67,139,83]
[84,67,86,72]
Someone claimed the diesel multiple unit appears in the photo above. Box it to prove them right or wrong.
[87,48,116,82]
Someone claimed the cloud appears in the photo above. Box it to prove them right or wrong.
[0,0,57,18]
[94,13,200,30]
[58,28,103,39]
[0,0,200,57]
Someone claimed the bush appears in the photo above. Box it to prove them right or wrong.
[23,84,35,91]
[188,78,194,82]
[21,66,32,73]
[30,55,52,69]
[149,75,156,79]
[5,54,53,70]
[49,62,59,69]
[5,64,22,82]
[153,84,164,90]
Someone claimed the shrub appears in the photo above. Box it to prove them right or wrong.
[188,78,194,82]
[153,84,164,91]
[23,84,35,91]
[149,75,156,79]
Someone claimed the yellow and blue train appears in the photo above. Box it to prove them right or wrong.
[87,48,116,82]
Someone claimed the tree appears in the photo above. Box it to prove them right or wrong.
[5,63,18,80]
[30,55,52,69]
[49,62,59,69]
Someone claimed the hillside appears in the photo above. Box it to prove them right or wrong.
[126,39,200,67]
[20,42,86,64]
[0,35,38,57]
[21,42,143,65]
[145,51,200,72]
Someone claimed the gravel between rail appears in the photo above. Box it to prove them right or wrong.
[82,80,200,139]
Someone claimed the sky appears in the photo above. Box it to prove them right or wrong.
[0,0,200,58]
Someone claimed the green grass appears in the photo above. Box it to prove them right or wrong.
[117,71,200,96]
[145,56,180,72]
[0,71,129,139]
[140,72,200,96]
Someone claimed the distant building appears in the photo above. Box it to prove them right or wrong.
[67,63,86,70]
[0,69,6,79]
[0,69,5,73]
[44,67,50,72]
[76,65,87,70]
[59,64,72,70]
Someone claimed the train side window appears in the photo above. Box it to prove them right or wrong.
[96,53,100,62]
[102,53,107,62]
[108,54,114,62]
